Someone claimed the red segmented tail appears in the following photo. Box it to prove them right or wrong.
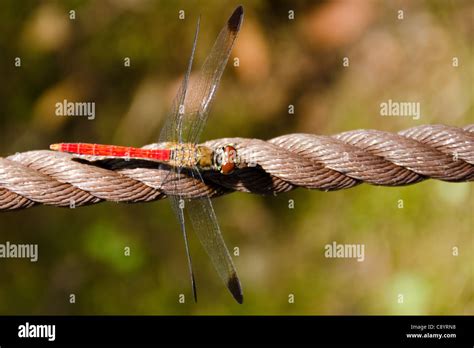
[49,143,170,161]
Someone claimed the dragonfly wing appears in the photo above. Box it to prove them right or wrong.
[159,17,201,144]
[155,7,244,303]
[156,18,201,301]
[185,169,243,303]
[168,194,198,302]
[181,6,244,143]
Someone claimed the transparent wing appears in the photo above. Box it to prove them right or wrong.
[158,17,200,144]
[159,5,244,146]
[185,169,243,303]
[168,194,197,302]
[157,6,244,303]
[158,18,201,301]
[180,6,244,144]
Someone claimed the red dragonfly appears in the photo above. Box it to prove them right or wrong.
[50,6,244,303]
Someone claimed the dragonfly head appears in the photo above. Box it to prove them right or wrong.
[212,145,238,175]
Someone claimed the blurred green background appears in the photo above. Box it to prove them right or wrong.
[0,0,472,315]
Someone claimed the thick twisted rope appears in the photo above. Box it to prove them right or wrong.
[1,124,473,211]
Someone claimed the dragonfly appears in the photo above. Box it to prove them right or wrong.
[50,6,245,303]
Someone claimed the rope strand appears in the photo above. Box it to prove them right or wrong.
[1,124,472,211]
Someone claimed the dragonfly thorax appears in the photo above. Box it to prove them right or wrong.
[168,143,201,169]
[169,144,237,174]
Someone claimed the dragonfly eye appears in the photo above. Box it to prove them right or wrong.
[213,145,237,175]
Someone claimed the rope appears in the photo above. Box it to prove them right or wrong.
[1,124,473,211]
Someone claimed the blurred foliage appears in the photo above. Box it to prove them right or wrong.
[0,0,472,315]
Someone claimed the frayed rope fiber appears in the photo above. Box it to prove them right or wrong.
[0,124,473,211]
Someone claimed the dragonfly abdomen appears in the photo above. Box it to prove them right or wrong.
[50,143,171,161]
